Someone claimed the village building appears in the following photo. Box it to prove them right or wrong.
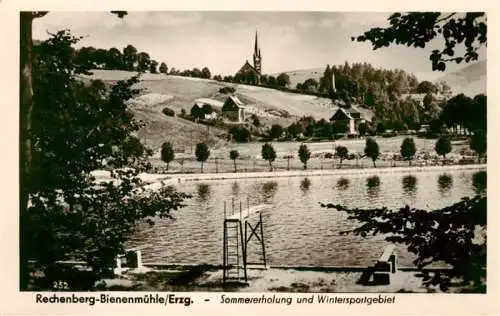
[234,31,262,85]
[222,95,246,123]
[329,107,372,135]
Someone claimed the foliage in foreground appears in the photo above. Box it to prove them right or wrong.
[23,29,190,288]
[321,195,486,292]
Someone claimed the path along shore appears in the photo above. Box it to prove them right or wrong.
[135,163,487,190]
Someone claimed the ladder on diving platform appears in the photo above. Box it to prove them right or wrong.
[222,198,269,283]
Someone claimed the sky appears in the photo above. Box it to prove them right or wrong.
[32,11,487,82]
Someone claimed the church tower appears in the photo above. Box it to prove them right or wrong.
[253,31,262,75]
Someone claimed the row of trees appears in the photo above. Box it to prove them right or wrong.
[214,72,291,89]
[159,131,486,174]
[67,44,214,78]
[72,44,168,74]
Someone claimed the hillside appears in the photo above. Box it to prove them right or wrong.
[78,70,349,151]
[434,60,486,97]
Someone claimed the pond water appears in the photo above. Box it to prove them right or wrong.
[128,169,486,267]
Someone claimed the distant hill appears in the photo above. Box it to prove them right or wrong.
[270,68,324,90]
[276,60,487,97]
[433,60,486,97]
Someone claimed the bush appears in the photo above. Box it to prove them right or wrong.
[229,126,251,143]
[162,107,175,117]
[219,86,236,94]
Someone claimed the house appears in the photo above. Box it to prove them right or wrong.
[222,95,246,122]
[329,107,372,135]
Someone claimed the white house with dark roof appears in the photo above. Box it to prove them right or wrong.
[329,106,372,135]
[222,95,246,122]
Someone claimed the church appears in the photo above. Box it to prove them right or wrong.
[234,31,262,85]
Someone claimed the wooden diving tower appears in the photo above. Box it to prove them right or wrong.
[222,199,270,283]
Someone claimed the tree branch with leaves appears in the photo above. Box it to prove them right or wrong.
[353,12,487,71]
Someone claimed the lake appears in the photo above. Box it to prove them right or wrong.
[127,169,486,267]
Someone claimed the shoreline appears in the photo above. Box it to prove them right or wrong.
[140,163,487,187]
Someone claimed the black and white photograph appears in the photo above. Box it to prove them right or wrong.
[15,9,489,300]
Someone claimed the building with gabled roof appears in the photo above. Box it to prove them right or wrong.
[330,106,372,135]
[222,95,246,122]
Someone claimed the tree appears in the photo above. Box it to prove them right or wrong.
[123,44,138,71]
[269,124,284,139]
[276,73,291,88]
[20,11,130,290]
[136,52,151,72]
[470,131,486,163]
[416,81,438,94]
[321,196,486,292]
[353,12,487,71]
[301,78,319,93]
[251,114,261,127]
[358,122,368,137]
[287,123,303,139]
[400,137,417,166]
[195,142,210,173]
[335,146,349,168]
[190,104,202,119]
[161,142,175,171]
[435,136,452,161]
[229,126,251,143]
[23,28,189,290]
[149,60,158,73]
[201,67,211,79]
[159,62,168,74]
[364,137,380,167]
[267,76,277,87]
[376,122,386,135]
[229,150,240,172]
[298,144,311,170]
[261,143,277,171]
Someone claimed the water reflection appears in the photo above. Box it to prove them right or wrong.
[366,175,381,199]
[300,178,311,194]
[473,171,487,195]
[231,182,240,196]
[197,183,211,202]
[262,181,278,200]
[337,178,350,191]
[438,174,453,194]
[402,175,417,196]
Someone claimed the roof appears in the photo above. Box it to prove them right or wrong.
[228,95,245,108]
[330,105,374,122]
[194,98,224,108]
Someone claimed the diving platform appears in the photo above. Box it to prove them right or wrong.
[222,199,271,283]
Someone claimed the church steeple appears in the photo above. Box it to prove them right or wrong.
[253,30,262,75]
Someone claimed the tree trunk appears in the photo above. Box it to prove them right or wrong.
[269,160,272,172]
[233,159,237,172]
[339,159,343,169]
[201,161,204,173]
[20,12,35,291]
[373,160,376,168]
[303,162,307,170]
[166,162,169,171]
